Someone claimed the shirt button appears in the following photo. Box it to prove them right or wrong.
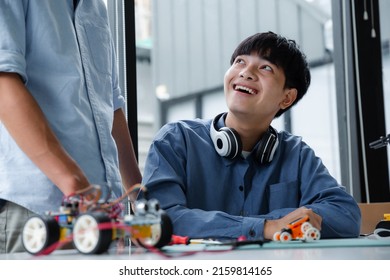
[249,229,256,237]
[239,185,244,191]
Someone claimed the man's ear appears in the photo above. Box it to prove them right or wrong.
[280,88,298,109]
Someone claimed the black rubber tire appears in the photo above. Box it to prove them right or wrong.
[22,215,60,255]
[72,212,113,254]
[137,211,173,249]
[153,211,173,248]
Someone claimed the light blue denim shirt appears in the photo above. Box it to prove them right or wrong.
[0,0,125,214]
[142,116,361,240]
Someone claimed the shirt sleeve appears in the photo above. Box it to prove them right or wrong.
[110,39,125,111]
[0,1,28,82]
[297,143,361,238]
[249,141,361,238]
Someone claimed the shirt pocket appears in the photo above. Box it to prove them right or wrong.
[267,180,300,212]
[83,22,112,75]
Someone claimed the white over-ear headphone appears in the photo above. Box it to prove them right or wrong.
[210,113,279,164]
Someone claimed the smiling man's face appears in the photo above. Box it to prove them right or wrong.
[224,52,296,125]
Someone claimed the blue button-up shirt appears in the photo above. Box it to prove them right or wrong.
[142,117,361,240]
[0,0,124,214]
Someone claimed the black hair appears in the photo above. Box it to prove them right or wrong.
[230,31,311,118]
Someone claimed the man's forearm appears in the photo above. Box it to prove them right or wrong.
[0,72,89,195]
[112,108,142,196]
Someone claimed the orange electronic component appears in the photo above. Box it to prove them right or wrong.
[273,215,320,242]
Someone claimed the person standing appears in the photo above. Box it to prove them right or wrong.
[0,0,141,253]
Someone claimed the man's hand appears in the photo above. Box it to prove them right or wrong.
[264,207,322,240]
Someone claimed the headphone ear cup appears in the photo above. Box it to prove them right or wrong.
[218,127,242,159]
[255,130,278,164]
[209,113,242,159]
[211,128,230,157]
